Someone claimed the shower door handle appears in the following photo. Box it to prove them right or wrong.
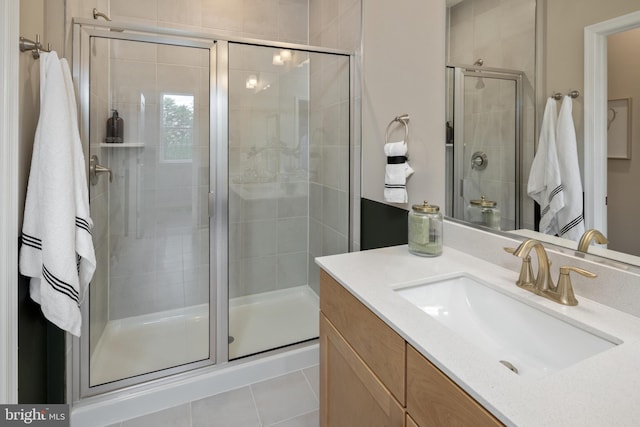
[208,191,215,217]
[89,155,113,185]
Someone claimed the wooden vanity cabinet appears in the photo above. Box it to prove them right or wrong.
[320,269,504,427]
[406,345,503,427]
[320,270,405,427]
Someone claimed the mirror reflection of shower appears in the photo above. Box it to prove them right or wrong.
[446,64,523,231]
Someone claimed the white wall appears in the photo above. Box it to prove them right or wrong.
[361,0,446,211]
[544,0,640,177]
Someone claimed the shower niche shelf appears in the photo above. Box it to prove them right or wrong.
[100,142,145,148]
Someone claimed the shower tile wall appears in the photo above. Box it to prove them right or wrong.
[308,0,361,292]
[99,1,312,302]
[105,40,210,319]
[70,0,361,316]
[447,0,536,230]
[109,0,308,45]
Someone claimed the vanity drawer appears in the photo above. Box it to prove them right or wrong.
[406,345,503,427]
[320,269,405,404]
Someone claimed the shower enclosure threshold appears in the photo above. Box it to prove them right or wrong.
[90,285,319,385]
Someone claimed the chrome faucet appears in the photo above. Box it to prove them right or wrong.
[507,239,597,306]
[577,229,609,252]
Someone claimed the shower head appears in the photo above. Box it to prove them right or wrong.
[92,8,125,32]
[93,8,111,21]
[473,59,485,89]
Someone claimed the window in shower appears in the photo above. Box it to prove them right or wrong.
[161,93,194,162]
[227,43,350,359]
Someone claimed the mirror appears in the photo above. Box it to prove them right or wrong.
[445,0,640,268]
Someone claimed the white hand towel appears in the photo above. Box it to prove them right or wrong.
[384,141,413,203]
[19,52,96,337]
[555,96,585,241]
[528,98,564,235]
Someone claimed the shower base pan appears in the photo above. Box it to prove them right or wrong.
[90,285,319,385]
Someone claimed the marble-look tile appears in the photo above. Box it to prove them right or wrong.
[122,404,190,427]
[267,410,319,427]
[191,386,261,427]
[302,365,320,401]
[251,371,318,426]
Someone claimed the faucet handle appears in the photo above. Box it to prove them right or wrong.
[554,266,597,306]
[504,247,534,288]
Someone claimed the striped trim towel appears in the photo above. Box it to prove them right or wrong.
[528,97,564,236]
[19,51,96,337]
[527,96,585,241]
[384,141,413,203]
[555,96,585,240]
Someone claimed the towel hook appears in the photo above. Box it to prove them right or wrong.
[385,114,410,144]
[551,90,580,100]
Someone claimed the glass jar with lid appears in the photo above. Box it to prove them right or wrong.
[408,201,443,257]
[465,196,500,230]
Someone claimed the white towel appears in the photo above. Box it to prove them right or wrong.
[555,96,585,241]
[19,52,96,337]
[384,141,413,203]
[528,98,564,235]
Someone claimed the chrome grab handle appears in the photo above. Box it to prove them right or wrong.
[89,155,112,185]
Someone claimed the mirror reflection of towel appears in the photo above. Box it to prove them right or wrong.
[528,98,564,235]
[555,96,585,241]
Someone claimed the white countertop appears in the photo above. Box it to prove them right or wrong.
[316,245,640,427]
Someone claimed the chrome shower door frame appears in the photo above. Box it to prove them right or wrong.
[451,65,524,229]
[72,23,218,400]
[70,17,356,406]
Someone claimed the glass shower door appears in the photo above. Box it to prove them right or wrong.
[227,43,350,359]
[85,34,213,389]
[451,67,522,231]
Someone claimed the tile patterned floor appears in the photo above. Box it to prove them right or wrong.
[106,366,319,427]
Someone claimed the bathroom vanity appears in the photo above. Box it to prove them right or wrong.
[320,269,501,426]
[316,221,640,427]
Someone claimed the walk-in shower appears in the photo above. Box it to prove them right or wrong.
[445,65,523,230]
[72,20,351,401]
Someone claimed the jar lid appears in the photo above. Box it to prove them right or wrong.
[411,200,440,213]
[470,196,496,207]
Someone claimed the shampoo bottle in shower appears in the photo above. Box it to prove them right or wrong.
[106,109,124,143]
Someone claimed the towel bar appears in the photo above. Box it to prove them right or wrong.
[385,114,410,144]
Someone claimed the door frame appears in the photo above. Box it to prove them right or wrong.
[0,0,20,404]
[584,10,640,234]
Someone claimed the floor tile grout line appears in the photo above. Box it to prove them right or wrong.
[263,408,320,427]
[301,366,320,404]
[248,383,265,427]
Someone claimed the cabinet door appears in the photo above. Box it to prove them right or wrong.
[320,315,404,427]
[320,270,405,404]
[406,345,503,427]
[406,414,419,427]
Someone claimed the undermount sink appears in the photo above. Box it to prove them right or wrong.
[395,274,620,378]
